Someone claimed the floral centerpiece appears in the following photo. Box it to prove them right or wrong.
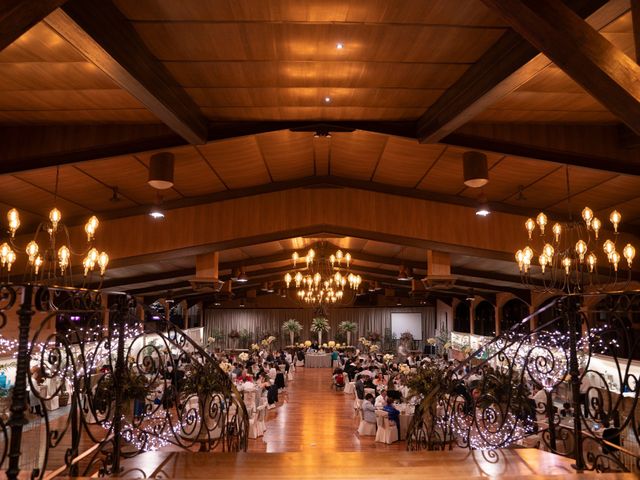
[282,319,303,346]
[304,340,312,348]
[327,340,336,348]
[219,361,233,373]
[398,363,411,375]
[310,317,330,345]
[238,352,249,362]
[338,321,357,346]
[251,343,260,351]
[370,344,379,353]
[383,353,394,364]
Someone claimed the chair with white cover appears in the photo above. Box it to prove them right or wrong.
[375,410,398,444]
[344,381,355,395]
[248,407,261,439]
[357,408,377,436]
[353,388,362,411]
[256,404,267,436]
[364,387,376,398]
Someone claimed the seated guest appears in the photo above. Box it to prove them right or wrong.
[374,389,387,409]
[333,369,345,389]
[383,397,400,436]
[355,376,365,400]
[268,363,277,380]
[362,393,376,425]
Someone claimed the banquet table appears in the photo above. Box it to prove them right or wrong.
[397,404,415,440]
[305,354,331,368]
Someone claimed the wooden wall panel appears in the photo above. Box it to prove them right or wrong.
[330,131,387,180]
[116,0,507,27]
[0,23,84,62]
[196,136,271,188]
[255,131,314,181]
[166,62,469,89]
[132,23,505,63]
[374,137,446,186]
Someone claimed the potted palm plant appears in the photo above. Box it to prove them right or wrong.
[310,317,330,345]
[282,319,302,346]
[338,321,357,346]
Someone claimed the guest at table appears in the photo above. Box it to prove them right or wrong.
[383,397,400,437]
[362,393,376,424]
[355,376,365,400]
[374,389,387,409]
[331,349,340,368]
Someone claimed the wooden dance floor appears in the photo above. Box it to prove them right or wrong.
[115,368,635,479]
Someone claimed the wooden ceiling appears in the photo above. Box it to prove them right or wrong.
[1,0,640,300]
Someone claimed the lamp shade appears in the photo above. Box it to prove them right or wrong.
[463,151,489,188]
[148,152,175,189]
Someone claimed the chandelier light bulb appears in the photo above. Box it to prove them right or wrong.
[98,251,109,276]
[538,254,548,273]
[292,251,299,266]
[335,250,343,263]
[591,217,601,239]
[536,212,548,234]
[83,256,92,276]
[603,239,615,260]
[515,249,524,271]
[294,271,302,286]
[623,243,635,268]
[562,257,571,275]
[543,243,554,259]
[26,241,39,264]
[58,245,70,273]
[7,208,19,237]
[314,272,321,285]
[284,272,292,287]
[523,246,533,262]
[575,240,587,262]
[581,207,593,227]
[345,252,351,267]
[34,256,43,275]
[49,208,62,232]
[611,251,621,272]
[610,210,622,232]
[5,250,15,271]
[85,215,99,241]
[552,223,562,242]
[329,254,335,266]
[0,243,10,265]
[587,252,597,273]
[525,218,535,239]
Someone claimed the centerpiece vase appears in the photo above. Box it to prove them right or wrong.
[347,331,351,346]
[318,331,322,346]
[289,331,294,346]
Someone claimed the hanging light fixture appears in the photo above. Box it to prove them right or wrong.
[284,243,361,306]
[148,152,175,190]
[515,168,634,293]
[0,166,109,285]
[463,151,489,188]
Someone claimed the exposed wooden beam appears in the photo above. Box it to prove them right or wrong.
[482,0,640,135]
[416,0,624,143]
[44,0,208,144]
[0,0,68,52]
[443,132,640,177]
[631,0,640,63]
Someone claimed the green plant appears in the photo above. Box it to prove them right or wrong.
[337,321,356,333]
[282,319,302,333]
[183,361,227,397]
[228,329,240,339]
[406,362,450,405]
[310,317,330,333]
[209,329,224,342]
[239,329,252,348]
[96,370,150,403]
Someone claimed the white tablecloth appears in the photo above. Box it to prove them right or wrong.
[305,354,332,368]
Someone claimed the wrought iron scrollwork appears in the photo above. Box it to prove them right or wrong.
[0,284,248,479]
[406,292,640,474]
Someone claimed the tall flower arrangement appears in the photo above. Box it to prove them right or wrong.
[338,321,357,346]
[310,317,330,345]
[282,319,303,346]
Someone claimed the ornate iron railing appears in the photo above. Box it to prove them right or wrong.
[407,292,640,474]
[0,283,248,479]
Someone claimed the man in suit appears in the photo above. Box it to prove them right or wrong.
[355,376,365,400]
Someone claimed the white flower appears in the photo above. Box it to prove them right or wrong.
[427,337,437,345]
[251,343,260,351]
[444,342,452,350]
[383,354,394,363]
[370,345,379,353]
[219,361,233,373]
[328,340,336,348]
[207,336,216,343]
[238,352,249,362]
[399,364,410,375]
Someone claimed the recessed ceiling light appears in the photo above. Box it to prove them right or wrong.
[324,96,331,103]
[336,42,344,49]
[475,208,490,217]
[149,207,165,219]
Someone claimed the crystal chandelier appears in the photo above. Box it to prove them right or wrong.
[283,246,362,306]
[515,206,635,293]
[0,168,109,285]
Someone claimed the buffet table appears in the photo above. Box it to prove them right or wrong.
[305,353,331,368]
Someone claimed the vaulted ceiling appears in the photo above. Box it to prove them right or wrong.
[1,0,640,304]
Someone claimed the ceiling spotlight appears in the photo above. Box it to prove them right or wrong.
[336,42,344,49]
[475,192,490,217]
[148,152,175,190]
[324,96,331,103]
[397,265,413,281]
[463,151,489,188]
[213,301,222,306]
[236,266,248,283]
[314,130,332,138]
[149,206,165,219]
[239,300,246,308]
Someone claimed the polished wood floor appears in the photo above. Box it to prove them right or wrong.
[114,368,639,479]
[246,366,404,453]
